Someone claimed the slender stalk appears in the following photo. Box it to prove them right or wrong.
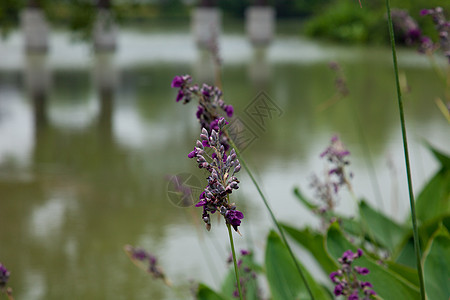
[226,136,315,300]
[385,1,426,298]
[227,223,243,300]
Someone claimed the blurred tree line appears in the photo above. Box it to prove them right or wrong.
[1,0,449,43]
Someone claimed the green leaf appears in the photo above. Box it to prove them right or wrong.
[423,225,450,300]
[293,187,319,210]
[394,215,450,267]
[415,168,450,223]
[425,143,450,169]
[197,283,226,300]
[359,200,409,252]
[385,261,419,287]
[265,230,331,300]
[326,223,421,299]
[281,223,338,274]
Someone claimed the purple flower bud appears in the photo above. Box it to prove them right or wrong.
[240,249,250,256]
[334,284,344,296]
[361,281,373,288]
[330,271,341,283]
[355,266,370,275]
[196,200,207,207]
[348,291,359,300]
[234,164,241,173]
[357,249,363,257]
[188,149,197,158]
[420,9,431,16]
[0,264,10,287]
[171,75,184,88]
[224,105,234,117]
[196,106,204,119]
[176,90,184,102]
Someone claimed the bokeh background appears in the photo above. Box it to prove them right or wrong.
[0,1,449,299]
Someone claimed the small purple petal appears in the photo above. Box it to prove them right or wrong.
[355,266,370,275]
[176,90,184,102]
[195,200,207,207]
[188,149,197,158]
[171,75,183,88]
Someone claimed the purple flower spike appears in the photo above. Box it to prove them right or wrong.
[0,263,10,288]
[330,249,376,299]
[188,123,243,233]
[224,105,234,117]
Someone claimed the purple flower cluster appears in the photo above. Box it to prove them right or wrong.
[390,9,423,45]
[172,75,233,123]
[226,250,258,298]
[329,62,349,98]
[320,135,352,192]
[188,118,243,233]
[309,174,337,217]
[421,7,450,61]
[330,249,376,300]
[124,245,167,282]
[0,263,10,288]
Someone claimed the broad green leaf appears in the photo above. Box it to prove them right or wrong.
[293,187,319,210]
[359,200,408,252]
[265,230,331,300]
[221,252,260,300]
[394,215,450,267]
[326,223,421,299]
[426,143,450,169]
[281,223,338,274]
[197,283,226,300]
[339,216,364,236]
[423,225,450,300]
[415,168,450,223]
[385,261,419,287]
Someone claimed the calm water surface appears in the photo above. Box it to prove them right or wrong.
[0,24,449,299]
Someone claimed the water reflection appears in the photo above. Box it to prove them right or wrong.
[0,29,449,299]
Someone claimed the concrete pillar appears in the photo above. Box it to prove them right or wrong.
[25,53,51,130]
[245,6,275,46]
[191,7,221,48]
[248,47,270,88]
[93,53,118,94]
[20,8,49,53]
[93,9,117,52]
[25,53,51,99]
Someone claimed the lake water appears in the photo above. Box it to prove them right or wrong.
[0,23,449,299]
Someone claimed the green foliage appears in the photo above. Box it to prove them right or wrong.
[304,1,385,44]
[416,148,450,223]
[281,224,338,274]
[197,284,226,300]
[304,0,450,44]
[359,200,409,252]
[0,0,23,37]
[422,225,450,300]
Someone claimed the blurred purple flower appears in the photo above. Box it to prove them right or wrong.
[330,249,376,299]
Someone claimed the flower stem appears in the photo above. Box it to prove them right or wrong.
[226,136,315,300]
[385,1,426,299]
[227,223,243,300]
